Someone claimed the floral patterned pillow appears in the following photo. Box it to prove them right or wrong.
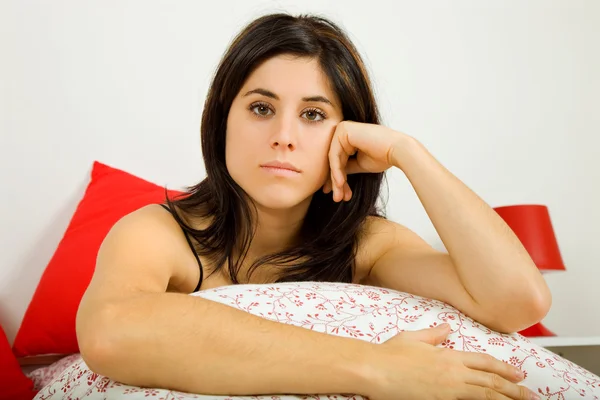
[35,282,599,400]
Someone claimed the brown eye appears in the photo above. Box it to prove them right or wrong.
[306,110,318,120]
[256,105,270,116]
[249,102,273,118]
[302,108,326,123]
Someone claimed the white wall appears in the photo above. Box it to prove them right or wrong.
[1,0,599,345]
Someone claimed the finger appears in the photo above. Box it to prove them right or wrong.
[461,384,512,400]
[330,171,339,202]
[462,353,525,384]
[329,163,342,202]
[343,181,352,202]
[330,168,349,202]
[328,137,346,190]
[323,179,332,194]
[331,171,343,202]
[465,372,535,400]
[396,323,451,345]
[328,127,356,189]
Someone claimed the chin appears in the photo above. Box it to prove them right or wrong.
[246,185,313,211]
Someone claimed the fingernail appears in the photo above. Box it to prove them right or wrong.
[439,323,450,329]
[529,391,541,400]
[515,369,524,379]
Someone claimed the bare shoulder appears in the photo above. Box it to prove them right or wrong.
[86,204,202,300]
[354,216,395,283]
[355,216,432,283]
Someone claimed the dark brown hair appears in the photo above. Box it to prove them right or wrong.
[166,12,386,285]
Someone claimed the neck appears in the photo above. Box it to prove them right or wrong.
[247,200,309,256]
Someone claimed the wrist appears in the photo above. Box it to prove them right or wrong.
[390,134,428,173]
[340,340,381,395]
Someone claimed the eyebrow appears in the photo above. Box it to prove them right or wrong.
[242,88,335,108]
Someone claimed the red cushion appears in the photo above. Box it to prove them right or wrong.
[0,325,37,400]
[12,161,183,357]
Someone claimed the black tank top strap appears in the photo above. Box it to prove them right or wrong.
[159,203,203,292]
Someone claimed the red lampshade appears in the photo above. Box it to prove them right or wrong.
[493,204,565,271]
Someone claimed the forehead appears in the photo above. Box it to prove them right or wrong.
[241,55,339,105]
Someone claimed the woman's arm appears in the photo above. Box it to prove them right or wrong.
[76,206,370,395]
[326,121,551,333]
[388,135,552,329]
[80,292,371,395]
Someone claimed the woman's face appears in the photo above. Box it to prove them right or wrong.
[225,55,343,211]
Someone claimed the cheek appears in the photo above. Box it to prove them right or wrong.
[226,133,254,176]
[225,110,258,171]
[304,133,334,181]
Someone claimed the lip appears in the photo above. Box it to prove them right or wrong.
[260,160,301,173]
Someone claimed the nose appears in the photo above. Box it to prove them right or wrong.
[270,115,297,151]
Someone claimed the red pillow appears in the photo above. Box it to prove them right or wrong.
[0,325,37,400]
[13,161,183,357]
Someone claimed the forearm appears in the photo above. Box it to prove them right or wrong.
[391,136,551,321]
[80,292,371,396]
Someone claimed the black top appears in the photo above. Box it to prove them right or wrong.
[159,203,203,292]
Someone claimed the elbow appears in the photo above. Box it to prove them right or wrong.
[514,266,554,332]
[494,288,553,334]
[519,284,553,332]
[534,283,553,321]
[79,336,116,378]
[78,332,118,378]
[76,302,122,377]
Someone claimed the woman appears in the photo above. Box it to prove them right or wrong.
[76,12,550,400]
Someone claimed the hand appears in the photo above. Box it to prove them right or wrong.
[363,324,539,400]
[324,121,405,202]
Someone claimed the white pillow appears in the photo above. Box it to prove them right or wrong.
[35,282,600,399]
